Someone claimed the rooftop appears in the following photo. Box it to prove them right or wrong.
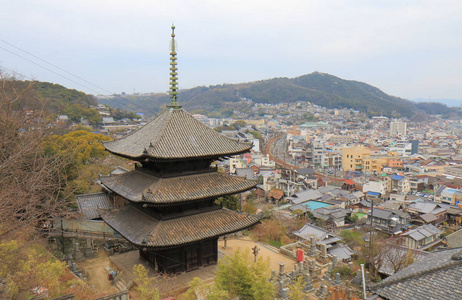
[100,170,256,204]
[104,108,252,160]
[371,248,462,300]
[101,206,260,249]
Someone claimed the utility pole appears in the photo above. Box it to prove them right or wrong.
[61,219,65,255]
[368,195,374,273]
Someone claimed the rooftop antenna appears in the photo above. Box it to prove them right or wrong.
[168,24,181,108]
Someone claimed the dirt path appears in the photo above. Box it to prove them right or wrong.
[77,250,119,295]
[218,236,298,272]
[76,237,299,298]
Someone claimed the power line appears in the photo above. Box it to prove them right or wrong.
[0,38,113,94]
[0,63,149,114]
[0,45,101,94]
[0,64,35,81]
[0,42,161,115]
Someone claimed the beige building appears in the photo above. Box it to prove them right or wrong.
[342,147,400,173]
[363,156,389,173]
[342,146,370,171]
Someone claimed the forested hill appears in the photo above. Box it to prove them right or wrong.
[6,80,102,123]
[99,72,460,118]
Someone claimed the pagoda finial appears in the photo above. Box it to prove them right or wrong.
[168,24,181,108]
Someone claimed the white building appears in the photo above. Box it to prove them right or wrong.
[363,180,387,195]
[390,121,407,136]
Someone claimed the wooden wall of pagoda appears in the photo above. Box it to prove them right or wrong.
[139,238,218,274]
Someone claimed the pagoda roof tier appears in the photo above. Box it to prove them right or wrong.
[103,108,252,160]
[101,206,260,249]
[100,170,257,204]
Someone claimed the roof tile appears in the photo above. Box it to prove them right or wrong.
[104,108,252,160]
[101,206,260,248]
[100,170,256,204]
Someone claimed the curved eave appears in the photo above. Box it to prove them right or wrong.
[101,207,262,250]
[141,220,260,250]
[100,170,257,204]
[142,179,257,205]
[102,108,253,160]
[104,144,253,162]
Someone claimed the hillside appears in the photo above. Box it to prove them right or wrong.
[3,79,103,124]
[99,72,461,118]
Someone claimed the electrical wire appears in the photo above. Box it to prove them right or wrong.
[0,38,113,94]
[0,63,155,115]
[0,40,164,115]
[0,45,101,94]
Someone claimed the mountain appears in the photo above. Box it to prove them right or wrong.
[6,80,97,113]
[412,98,462,107]
[100,72,461,118]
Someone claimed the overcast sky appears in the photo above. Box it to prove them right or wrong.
[1,0,461,101]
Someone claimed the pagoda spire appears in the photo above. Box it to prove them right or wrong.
[168,24,181,108]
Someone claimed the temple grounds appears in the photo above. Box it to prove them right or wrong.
[77,236,299,298]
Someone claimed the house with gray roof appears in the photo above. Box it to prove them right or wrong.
[368,208,410,235]
[76,193,113,220]
[290,189,322,205]
[235,168,257,180]
[292,223,354,261]
[407,200,447,225]
[401,224,441,250]
[312,207,351,227]
[445,228,462,249]
[293,223,334,242]
[370,247,462,300]
[376,243,429,277]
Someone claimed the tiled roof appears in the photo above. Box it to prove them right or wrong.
[76,193,113,220]
[329,245,355,261]
[371,248,462,300]
[101,206,260,248]
[291,189,322,204]
[409,201,437,214]
[369,208,393,219]
[377,245,429,276]
[445,229,462,248]
[289,204,309,213]
[267,188,284,200]
[402,224,440,241]
[420,212,438,223]
[100,170,256,204]
[235,168,257,180]
[104,108,252,160]
[293,223,333,241]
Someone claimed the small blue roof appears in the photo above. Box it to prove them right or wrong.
[391,175,404,180]
[367,191,381,196]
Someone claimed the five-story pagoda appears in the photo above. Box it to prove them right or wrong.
[100,26,260,274]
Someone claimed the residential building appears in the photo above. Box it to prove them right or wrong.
[390,120,407,136]
[401,224,441,249]
[384,174,410,195]
[368,208,410,234]
[363,180,386,195]
[342,146,370,172]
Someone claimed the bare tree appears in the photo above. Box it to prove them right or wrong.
[0,72,70,240]
[374,239,415,276]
